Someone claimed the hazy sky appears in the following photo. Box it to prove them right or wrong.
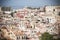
[0,0,60,9]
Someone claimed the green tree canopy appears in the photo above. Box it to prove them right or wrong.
[40,32,53,40]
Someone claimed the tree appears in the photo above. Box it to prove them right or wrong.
[40,32,53,40]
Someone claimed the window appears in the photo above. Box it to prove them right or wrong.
[0,29,1,31]
[34,14,37,16]
[51,30,52,31]
[17,37,18,39]
[22,36,25,39]
[53,9,55,11]
[3,12,5,14]
[41,19,46,24]
[58,12,60,16]
[36,21,38,23]
[37,20,40,22]
[17,36,20,40]
[47,18,49,23]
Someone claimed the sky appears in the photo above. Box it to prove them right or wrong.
[0,0,60,9]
